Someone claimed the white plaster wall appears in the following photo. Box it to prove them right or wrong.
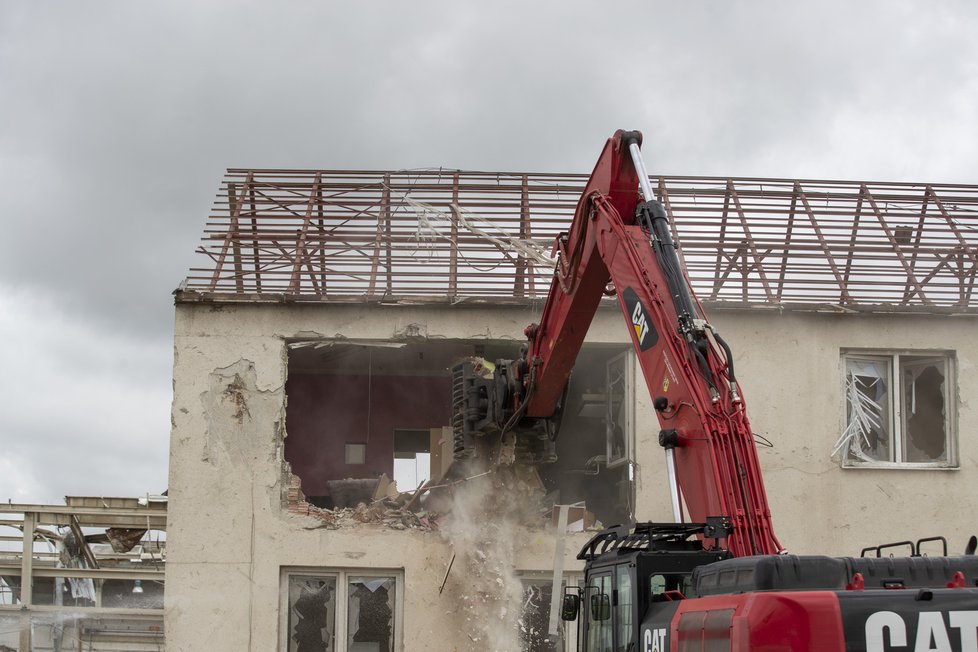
[166,300,978,650]
[165,302,607,652]
[710,309,977,556]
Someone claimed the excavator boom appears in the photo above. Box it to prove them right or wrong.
[453,129,781,556]
[450,130,978,651]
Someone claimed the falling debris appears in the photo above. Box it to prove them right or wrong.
[438,463,548,652]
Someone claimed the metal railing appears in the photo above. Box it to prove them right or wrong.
[184,170,978,311]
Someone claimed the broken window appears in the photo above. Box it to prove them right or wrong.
[283,570,399,652]
[519,580,562,651]
[518,575,582,652]
[285,575,336,652]
[836,352,955,467]
[347,576,396,652]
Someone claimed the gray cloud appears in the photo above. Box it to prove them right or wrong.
[1,0,976,501]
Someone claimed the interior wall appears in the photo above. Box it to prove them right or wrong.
[285,373,451,496]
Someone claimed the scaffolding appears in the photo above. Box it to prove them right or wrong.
[185,170,978,312]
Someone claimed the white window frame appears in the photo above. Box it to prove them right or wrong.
[280,567,404,652]
[839,350,957,469]
[605,350,635,469]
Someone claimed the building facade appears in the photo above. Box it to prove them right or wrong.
[165,170,978,651]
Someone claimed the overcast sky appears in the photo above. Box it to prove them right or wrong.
[1,1,976,503]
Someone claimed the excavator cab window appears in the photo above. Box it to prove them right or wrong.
[586,572,613,652]
[649,573,695,602]
[583,565,639,652]
[590,593,611,621]
[614,564,635,652]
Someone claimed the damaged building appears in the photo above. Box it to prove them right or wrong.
[165,170,978,651]
[0,496,167,651]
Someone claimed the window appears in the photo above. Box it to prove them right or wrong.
[517,574,581,652]
[614,565,633,652]
[605,352,634,468]
[836,351,956,468]
[282,569,401,652]
[586,572,613,652]
[519,579,562,652]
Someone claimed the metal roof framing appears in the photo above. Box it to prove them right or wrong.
[184,170,978,312]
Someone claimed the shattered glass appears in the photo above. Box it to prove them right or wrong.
[519,581,562,652]
[838,354,952,466]
[347,576,395,652]
[287,576,336,652]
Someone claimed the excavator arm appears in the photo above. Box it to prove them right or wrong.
[452,130,782,557]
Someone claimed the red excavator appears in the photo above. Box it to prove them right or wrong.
[451,130,978,651]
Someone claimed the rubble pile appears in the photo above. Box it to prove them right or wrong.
[287,472,444,531]
[286,466,573,538]
[307,497,444,532]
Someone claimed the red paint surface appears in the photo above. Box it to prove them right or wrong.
[672,592,845,651]
[284,373,451,496]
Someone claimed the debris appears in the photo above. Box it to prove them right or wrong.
[550,504,596,531]
[328,478,379,509]
[290,463,554,535]
[105,528,148,553]
[298,493,442,532]
[371,473,397,502]
[439,553,456,595]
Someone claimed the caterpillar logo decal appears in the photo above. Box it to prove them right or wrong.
[623,287,658,351]
[643,627,667,652]
[862,609,978,652]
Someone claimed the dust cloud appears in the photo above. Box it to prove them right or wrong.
[439,465,545,651]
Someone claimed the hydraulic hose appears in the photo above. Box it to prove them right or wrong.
[713,331,736,384]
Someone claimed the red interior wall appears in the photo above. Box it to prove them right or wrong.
[284,373,451,496]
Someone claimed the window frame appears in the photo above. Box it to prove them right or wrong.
[280,567,404,652]
[516,572,583,652]
[605,350,635,469]
[839,349,957,470]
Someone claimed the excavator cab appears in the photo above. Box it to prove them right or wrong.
[562,523,731,652]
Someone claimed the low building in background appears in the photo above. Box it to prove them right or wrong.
[0,496,166,651]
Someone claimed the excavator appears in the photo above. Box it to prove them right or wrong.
[450,130,978,651]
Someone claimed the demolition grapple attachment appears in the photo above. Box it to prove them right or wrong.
[450,357,559,467]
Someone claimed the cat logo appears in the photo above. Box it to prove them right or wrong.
[865,610,978,651]
[623,287,658,352]
[643,627,667,652]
